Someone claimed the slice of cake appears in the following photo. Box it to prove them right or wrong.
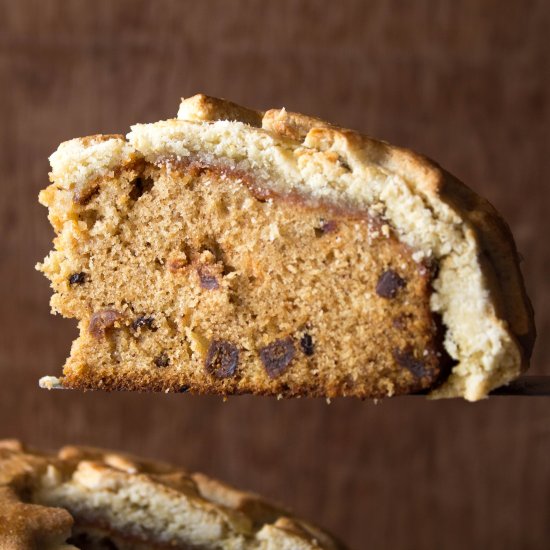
[0,440,344,549]
[37,94,535,401]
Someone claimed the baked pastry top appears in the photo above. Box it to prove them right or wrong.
[37,94,535,401]
[0,440,345,549]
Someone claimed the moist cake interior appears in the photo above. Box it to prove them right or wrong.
[39,156,452,397]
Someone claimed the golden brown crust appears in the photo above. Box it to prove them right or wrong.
[0,441,74,549]
[0,441,346,549]
[436,170,536,362]
[178,94,264,128]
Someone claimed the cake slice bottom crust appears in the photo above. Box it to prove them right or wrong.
[40,158,452,397]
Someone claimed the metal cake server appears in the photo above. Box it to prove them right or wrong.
[39,375,550,396]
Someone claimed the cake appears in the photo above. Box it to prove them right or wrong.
[0,440,344,549]
[37,94,535,401]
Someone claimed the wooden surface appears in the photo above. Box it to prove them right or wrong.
[1,1,549,548]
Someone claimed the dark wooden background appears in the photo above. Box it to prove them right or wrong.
[1,1,548,548]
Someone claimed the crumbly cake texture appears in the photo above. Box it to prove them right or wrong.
[0,440,344,550]
[37,94,535,401]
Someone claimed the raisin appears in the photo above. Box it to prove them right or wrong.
[392,315,409,330]
[314,219,338,237]
[205,340,239,379]
[132,316,155,332]
[393,348,429,379]
[376,269,406,299]
[88,310,123,339]
[154,353,170,368]
[259,337,295,378]
[129,176,154,201]
[197,266,219,290]
[300,333,315,356]
[68,272,86,285]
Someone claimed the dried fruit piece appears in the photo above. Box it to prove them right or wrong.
[376,269,406,299]
[314,219,338,237]
[300,333,314,356]
[393,348,428,379]
[205,340,239,379]
[132,316,155,331]
[392,315,410,330]
[68,272,86,285]
[88,310,123,339]
[259,337,295,378]
[154,353,170,367]
[197,266,219,290]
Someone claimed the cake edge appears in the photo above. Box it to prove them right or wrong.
[0,440,346,550]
